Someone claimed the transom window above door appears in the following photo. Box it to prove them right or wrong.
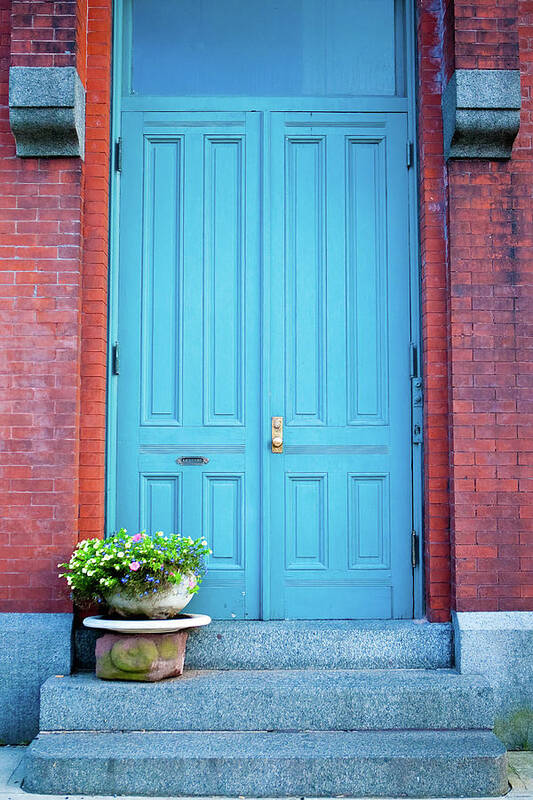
[128,0,406,97]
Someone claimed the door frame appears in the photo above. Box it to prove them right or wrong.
[106,0,424,619]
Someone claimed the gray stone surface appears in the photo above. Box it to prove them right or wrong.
[76,619,453,670]
[454,612,533,750]
[442,69,521,159]
[39,668,495,732]
[9,745,533,800]
[23,730,508,797]
[0,613,73,745]
[9,67,85,158]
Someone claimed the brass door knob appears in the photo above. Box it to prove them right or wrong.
[271,417,283,452]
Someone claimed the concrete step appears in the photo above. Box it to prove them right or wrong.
[24,730,508,797]
[40,669,494,732]
[76,619,453,670]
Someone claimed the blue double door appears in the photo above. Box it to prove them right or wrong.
[115,110,413,619]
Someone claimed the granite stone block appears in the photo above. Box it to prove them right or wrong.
[80,618,455,671]
[39,668,495,732]
[454,611,533,750]
[9,67,85,158]
[0,613,72,744]
[77,619,453,670]
[24,729,508,797]
[442,69,521,159]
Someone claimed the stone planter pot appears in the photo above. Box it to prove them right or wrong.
[84,613,212,681]
[104,575,196,619]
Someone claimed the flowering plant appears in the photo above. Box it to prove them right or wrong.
[59,529,211,605]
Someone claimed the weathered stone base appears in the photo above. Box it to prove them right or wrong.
[95,632,188,681]
[0,613,72,744]
[454,611,533,750]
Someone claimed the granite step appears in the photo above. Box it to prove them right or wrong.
[40,669,494,732]
[24,729,508,797]
[76,619,453,670]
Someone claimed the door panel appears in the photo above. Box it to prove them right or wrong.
[268,113,412,619]
[116,112,261,619]
[115,110,413,619]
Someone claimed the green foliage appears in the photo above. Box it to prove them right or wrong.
[59,529,211,605]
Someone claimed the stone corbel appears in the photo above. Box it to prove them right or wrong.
[9,66,85,159]
[442,69,521,160]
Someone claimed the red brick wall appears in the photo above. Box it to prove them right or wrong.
[418,0,533,615]
[78,0,111,541]
[447,0,532,611]
[10,0,77,69]
[76,0,88,87]
[0,0,111,612]
[0,0,531,615]
[416,0,453,622]
[454,0,519,70]
[0,0,82,611]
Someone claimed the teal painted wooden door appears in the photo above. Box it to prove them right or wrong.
[115,110,413,619]
[116,112,262,618]
[267,113,412,619]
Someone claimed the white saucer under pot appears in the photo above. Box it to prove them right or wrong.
[83,612,211,635]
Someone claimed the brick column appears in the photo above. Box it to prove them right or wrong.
[0,0,111,611]
[446,0,533,611]
[78,0,112,540]
[416,0,455,621]
[0,0,82,611]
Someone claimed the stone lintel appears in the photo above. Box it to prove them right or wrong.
[9,66,85,159]
[442,69,521,160]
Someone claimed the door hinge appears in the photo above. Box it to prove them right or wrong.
[410,342,419,378]
[412,420,423,444]
[411,341,423,445]
[411,530,419,568]
[115,138,122,172]
[112,341,120,375]
[406,140,414,169]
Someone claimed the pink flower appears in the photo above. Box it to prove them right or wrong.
[131,533,144,543]
[129,561,141,571]
[188,577,196,588]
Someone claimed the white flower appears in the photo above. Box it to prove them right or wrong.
[103,554,111,561]
[81,568,87,574]
[117,551,124,558]
[99,578,105,584]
